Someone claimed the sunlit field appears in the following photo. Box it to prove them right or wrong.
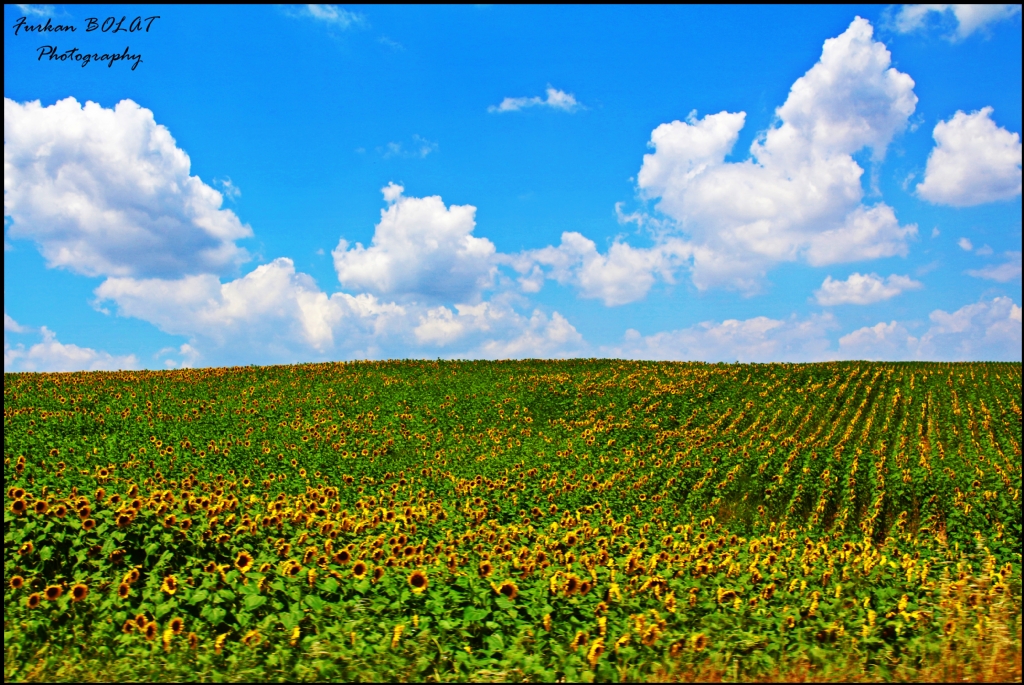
[4,360,1022,682]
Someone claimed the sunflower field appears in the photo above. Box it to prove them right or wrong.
[4,360,1022,682]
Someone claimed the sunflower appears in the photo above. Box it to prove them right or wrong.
[408,570,428,593]
[109,549,126,565]
[71,583,89,603]
[334,549,351,565]
[117,582,131,599]
[188,632,199,650]
[124,568,141,584]
[352,561,368,579]
[478,560,494,578]
[82,518,97,531]
[115,513,133,528]
[691,633,708,652]
[242,629,262,647]
[373,566,386,582]
[10,575,25,590]
[204,561,218,574]
[284,561,302,578]
[52,504,68,518]
[235,551,254,574]
[44,585,63,601]
[18,541,33,556]
[160,575,179,595]
[145,622,158,640]
[122,619,135,634]
[163,514,176,528]
[564,575,580,596]
[27,593,41,609]
[34,500,49,514]
[570,630,589,651]
[169,617,185,635]
[497,580,519,600]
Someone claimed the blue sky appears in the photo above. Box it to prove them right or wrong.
[4,4,1022,370]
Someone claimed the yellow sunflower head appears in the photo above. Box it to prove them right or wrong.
[160,575,179,595]
[235,551,254,574]
[408,569,428,593]
[70,583,89,603]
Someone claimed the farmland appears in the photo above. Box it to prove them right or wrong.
[4,360,1022,682]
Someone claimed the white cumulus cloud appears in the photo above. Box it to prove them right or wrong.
[506,232,689,306]
[892,4,1021,40]
[477,311,584,359]
[916,108,1022,207]
[94,257,406,356]
[410,302,584,358]
[815,272,923,306]
[4,326,139,372]
[333,184,497,302]
[636,18,918,290]
[602,314,837,363]
[837,321,917,360]
[4,97,252,278]
[488,86,582,113]
[839,296,1022,360]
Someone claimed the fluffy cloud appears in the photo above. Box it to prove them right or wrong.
[814,272,922,306]
[413,303,504,346]
[4,326,139,372]
[916,108,1022,207]
[4,98,252,279]
[636,18,918,289]
[893,4,1021,39]
[92,251,584,363]
[967,252,1022,282]
[158,343,201,369]
[839,296,1022,360]
[333,184,497,302]
[94,258,406,357]
[837,321,915,360]
[488,87,582,113]
[507,232,689,306]
[477,311,584,359]
[411,302,584,359]
[602,314,836,363]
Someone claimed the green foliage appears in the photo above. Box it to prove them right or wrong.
[4,360,1022,681]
